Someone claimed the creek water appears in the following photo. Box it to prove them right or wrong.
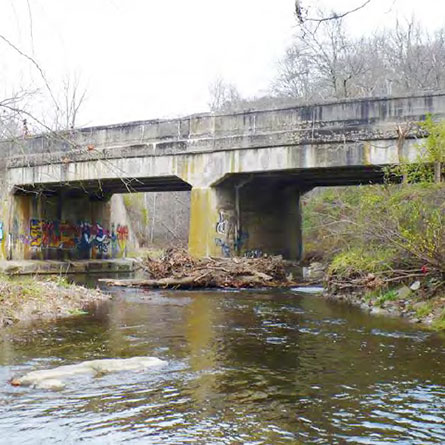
[0,285,444,444]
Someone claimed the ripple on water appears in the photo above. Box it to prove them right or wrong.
[0,288,445,444]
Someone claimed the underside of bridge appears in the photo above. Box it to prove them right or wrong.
[189,165,387,260]
[8,176,190,261]
[14,175,192,198]
[7,166,387,262]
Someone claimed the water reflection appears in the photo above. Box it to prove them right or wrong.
[0,288,444,443]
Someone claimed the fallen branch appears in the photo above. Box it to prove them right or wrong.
[100,248,300,289]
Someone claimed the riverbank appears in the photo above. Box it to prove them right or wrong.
[0,276,110,328]
[303,183,445,330]
[325,285,445,330]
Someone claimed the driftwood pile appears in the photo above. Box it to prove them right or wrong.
[327,268,429,292]
[100,248,298,289]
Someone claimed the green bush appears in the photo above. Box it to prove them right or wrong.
[304,183,445,278]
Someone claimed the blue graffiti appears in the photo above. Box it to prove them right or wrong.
[234,231,249,251]
[215,238,231,257]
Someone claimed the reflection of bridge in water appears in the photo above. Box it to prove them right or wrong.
[2,93,444,261]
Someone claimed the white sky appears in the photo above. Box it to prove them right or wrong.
[0,0,444,126]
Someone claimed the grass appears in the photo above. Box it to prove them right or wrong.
[375,290,398,307]
[328,247,399,280]
[303,183,445,329]
[431,309,445,330]
[415,302,433,318]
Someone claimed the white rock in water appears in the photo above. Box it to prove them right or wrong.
[12,356,167,390]
[35,378,66,391]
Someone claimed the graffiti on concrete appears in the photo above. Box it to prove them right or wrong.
[214,210,250,257]
[216,210,229,235]
[214,209,237,257]
[234,231,249,252]
[93,223,109,254]
[23,219,129,258]
[215,238,231,257]
[117,224,129,252]
[244,248,263,259]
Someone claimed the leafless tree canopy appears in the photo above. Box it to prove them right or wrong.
[273,17,445,102]
[208,77,242,112]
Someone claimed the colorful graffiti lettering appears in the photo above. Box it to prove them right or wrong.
[23,219,129,259]
[30,218,43,248]
[92,223,110,254]
[59,222,78,249]
[30,219,80,250]
[214,209,249,257]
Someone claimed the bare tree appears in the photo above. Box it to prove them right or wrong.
[273,16,445,102]
[0,24,88,137]
[0,89,37,138]
[208,77,242,112]
[273,17,371,100]
[384,19,445,95]
[56,73,88,130]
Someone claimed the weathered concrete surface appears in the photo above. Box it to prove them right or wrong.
[191,182,302,259]
[1,93,445,261]
[5,194,134,261]
[5,94,444,192]
[0,258,137,275]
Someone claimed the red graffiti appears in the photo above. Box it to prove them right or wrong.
[116,224,129,241]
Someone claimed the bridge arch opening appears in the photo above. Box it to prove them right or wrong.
[9,176,192,261]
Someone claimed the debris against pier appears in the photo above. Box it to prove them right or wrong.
[100,248,299,289]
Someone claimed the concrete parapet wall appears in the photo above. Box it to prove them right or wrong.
[3,94,444,170]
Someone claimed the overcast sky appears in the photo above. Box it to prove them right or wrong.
[0,0,444,127]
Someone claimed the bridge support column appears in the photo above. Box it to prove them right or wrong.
[237,184,302,260]
[188,183,302,260]
[188,186,236,258]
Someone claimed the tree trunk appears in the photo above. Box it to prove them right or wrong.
[434,161,442,183]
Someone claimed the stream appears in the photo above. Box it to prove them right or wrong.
[0,284,444,444]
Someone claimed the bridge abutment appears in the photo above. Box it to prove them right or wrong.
[8,192,133,261]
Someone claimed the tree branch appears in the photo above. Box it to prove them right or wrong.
[0,33,60,112]
[296,0,373,24]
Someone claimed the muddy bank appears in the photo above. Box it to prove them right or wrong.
[0,276,110,328]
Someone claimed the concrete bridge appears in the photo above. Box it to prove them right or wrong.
[1,93,444,262]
